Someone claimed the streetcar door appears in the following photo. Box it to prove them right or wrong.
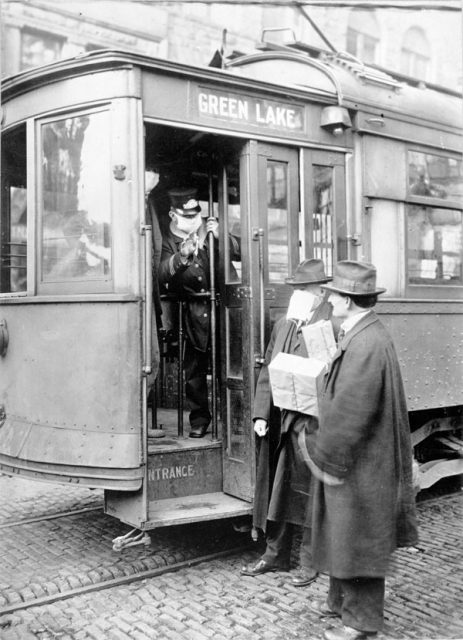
[221,142,300,501]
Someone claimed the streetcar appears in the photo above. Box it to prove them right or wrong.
[0,45,461,549]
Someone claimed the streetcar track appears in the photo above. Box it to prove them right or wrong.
[0,544,253,617]
[0,505,103,529]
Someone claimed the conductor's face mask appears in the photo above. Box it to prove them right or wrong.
[171,210,202,236]
[286,289,319,321]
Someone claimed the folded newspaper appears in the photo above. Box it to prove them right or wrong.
[268,352,327,417]
[301,319,337,364]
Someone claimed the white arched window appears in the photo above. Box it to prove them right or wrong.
[346,10,379,64]
[401,27,430,80]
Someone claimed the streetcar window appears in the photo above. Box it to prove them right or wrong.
[313,165,334,276]
[408,151,463,201]
[39,111,112,284]
[267,161,289,282]
[0,125,27,294]
[407,205,462,285]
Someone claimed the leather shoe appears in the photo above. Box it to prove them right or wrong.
[189,424,209,438]
[291,568,318,587]
[323,626,377,640]
[240,559,287,576]
[308,599,340,618]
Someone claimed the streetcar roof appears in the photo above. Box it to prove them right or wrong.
[2,48,461,133]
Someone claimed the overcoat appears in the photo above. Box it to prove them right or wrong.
[252,298,332,532]
[311,311,418,578]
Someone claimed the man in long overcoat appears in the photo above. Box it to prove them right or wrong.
[241,259,332,586]
[305,260,418,640]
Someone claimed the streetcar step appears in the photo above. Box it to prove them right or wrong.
[145,492,252,528]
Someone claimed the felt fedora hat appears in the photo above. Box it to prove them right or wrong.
[321,260,386,296]
[168,187,201,216]
[285,259,331,285]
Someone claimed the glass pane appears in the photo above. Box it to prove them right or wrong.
[225,162,242,284]
[1,126,27,293]
[407,205,462,285]
[41,112,112,282]
[409,151,463,201]
[226,307,242,378]
[267,161,289,283]
[313,165,334,277]
[227,388,245,459]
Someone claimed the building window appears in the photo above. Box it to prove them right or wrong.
[21,29,64,70]
[401,27,430,80]
[346,10,379,64]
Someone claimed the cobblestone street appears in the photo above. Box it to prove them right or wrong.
[0,476,462,640]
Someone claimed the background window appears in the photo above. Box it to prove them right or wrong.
[21,29,64,70]
[401,27,430,80]
[346,10,379,64]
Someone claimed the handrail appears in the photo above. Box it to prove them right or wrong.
[142,224,153,375]
[255,227,266,366]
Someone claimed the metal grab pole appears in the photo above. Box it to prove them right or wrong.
[177,300,184,438]
[208,170,218,441]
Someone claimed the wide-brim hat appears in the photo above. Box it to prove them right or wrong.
[168,187,201,216]
[285,259,331,285]
[321,260,386,296]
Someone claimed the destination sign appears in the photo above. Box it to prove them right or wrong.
[197,89,304,132]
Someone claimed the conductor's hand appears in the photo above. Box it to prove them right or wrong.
[180,234,198,259]
[206,217,219,239]
[254,419,268,437]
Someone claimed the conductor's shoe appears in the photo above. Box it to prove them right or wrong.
[240,559,287,576]
[308,599,340,618]
[323,625,377,640]
[291,568,318,587]
[189,424,209,438]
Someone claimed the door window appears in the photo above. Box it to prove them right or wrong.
[39,110,112,285]
[267,160,289,283]
[312,165,334,276]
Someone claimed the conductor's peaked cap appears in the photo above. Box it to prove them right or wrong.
[168,188,201,216]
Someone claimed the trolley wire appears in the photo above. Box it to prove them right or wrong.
[3,0,460,9]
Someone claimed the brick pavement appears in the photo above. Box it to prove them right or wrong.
[0,475,462,640]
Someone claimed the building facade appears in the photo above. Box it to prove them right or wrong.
[1,0,462,91]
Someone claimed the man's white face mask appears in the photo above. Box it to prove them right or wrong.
[286,289,319,321]
[171,211,202,236]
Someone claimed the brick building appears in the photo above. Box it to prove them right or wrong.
[1,1,461,90]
